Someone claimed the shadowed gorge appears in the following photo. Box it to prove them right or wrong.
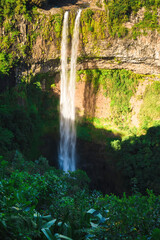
[40,122,160,195]
[48,0,78,6]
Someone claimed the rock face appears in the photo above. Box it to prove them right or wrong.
[22,7,160,76]
[75,82,111,119]
[21,29,160,76]
[3,6,159,125]
[78,30,160,75]
[15,6,158,127]
[130,80,151,128]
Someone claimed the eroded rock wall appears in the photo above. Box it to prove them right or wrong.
[21,7,160,76]
[2,5,159,127]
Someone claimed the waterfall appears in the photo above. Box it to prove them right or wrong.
[59,10,82,172]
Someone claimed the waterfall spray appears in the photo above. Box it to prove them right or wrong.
[59,10,82,172]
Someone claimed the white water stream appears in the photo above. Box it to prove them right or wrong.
[59,10,81,172]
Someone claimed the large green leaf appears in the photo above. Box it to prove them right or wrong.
[43,219,57,229]
[41,228,54,240]
[54,233,72,240]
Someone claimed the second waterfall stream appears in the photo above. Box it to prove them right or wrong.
[59,10,82,172]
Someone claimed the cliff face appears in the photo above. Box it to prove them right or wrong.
[13,7,160,76]
[16,6,158,129]
[78,30,160,75]
[1,4,159,128]
[29,28,160,76]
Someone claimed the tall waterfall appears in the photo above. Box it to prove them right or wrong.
[59,10,82,172]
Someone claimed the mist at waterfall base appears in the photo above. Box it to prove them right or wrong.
[59,10,81,172]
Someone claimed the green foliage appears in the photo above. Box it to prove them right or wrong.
[101,69,139,125]
[68,11,76,37]
[139,81,160,129]
[0,125,14,153]
[104,0,160,38]
[77,69,101,92]
[0,0,62,79]
[0,156,8,179]
[0,74,59,160]
[83,9,94,24]
[78,69,141,126]
[0,52,14,76]
[132,9,160,39]
[152,228,160,240]
[53,14,63,36]
[41,13,63,46]
[0,0,33,23]
[32,72,56,91]
[0,100,40,157]
[113,126,160,193]
[77,124,92,141]
[96,0,102,8]
[85,190,160,240]
[0,0,36,78]
[1,156,160,240]
[0,158,94,240]
[80,9,106,46]
[111,139,121,151]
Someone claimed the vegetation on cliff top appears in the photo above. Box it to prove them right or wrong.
[0,0,35,78]
[0,0,63,78]
[104,0,160,38]
[80,0,160,44]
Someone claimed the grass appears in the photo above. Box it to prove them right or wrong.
[139,81,160,129]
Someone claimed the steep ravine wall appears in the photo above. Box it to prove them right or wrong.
[14,7,158,129]
[33,28,160,75]
[52,71,159,129]
[8,3,159,194]
[1,6,159,127]
[14,7,160,76]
